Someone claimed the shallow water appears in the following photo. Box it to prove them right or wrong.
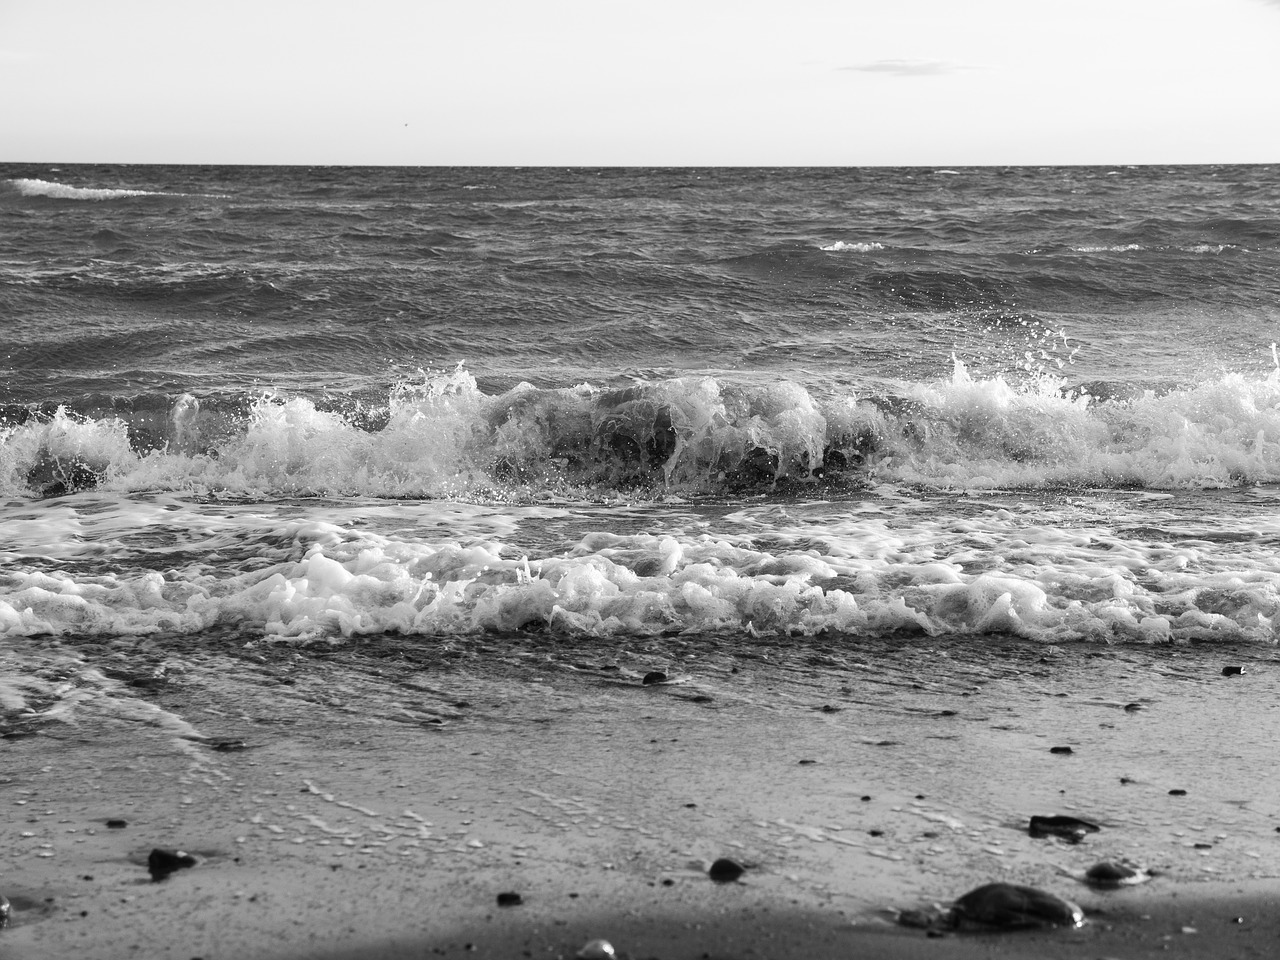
[4,164,1280,741]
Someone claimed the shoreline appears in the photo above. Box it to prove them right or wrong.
[2,633,1278,958]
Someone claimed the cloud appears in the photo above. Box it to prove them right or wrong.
[841,59,973,77]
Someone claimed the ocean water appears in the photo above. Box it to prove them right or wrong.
[3,163,1280,732]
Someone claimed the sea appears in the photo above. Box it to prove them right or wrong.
[3,163,1280,734]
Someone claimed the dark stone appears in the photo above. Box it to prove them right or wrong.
[105,819,127,829]
[1049,746,1074,755]
[1169,789,1187,796]
[1085,862,1147,887]
[641,671,667,685]
[797,759,817,765]
[148,848,198,881]
[1028,815,1101,843]
[819,704,841,713]
[950,882,1085,929]
[1222,665,1245,676]
[1123,703,1145,712]
[708,857,745,882]
[496,892,523,907]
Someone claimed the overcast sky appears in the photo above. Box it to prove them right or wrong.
[3,0,1279,165]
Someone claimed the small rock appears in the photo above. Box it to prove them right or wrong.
[1169,789,1187,796]
[1049,746,1074,755]
[641,671,667,686]
[1028,815,1101,843]
[708,858,745,882]
[496,892,523,907]
[148,848,198,881]
[950,882,1085,929]
[1123,703,1145,712]
[576,939,616,959]
[105,819,127,829]
[1222,666,1244,676]
[1084,862,1150,888]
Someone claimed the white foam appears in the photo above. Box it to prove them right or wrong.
[4,491,1280,648]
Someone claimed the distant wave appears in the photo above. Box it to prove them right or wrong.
[820,241,885,253]
[4,178,226,201]
[1069,243,1243,255]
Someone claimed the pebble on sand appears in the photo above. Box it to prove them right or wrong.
[708,858,745,882]
[1028,815,1101,843]
[950,882,1085,930]
[1222,666,1245,676]
[1049,746,1074,754]
[148,849,198,881]
[496,892,523,907]
[641,671,668,686]
[1084,861,1150,888]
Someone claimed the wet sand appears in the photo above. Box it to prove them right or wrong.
[2,633,1278,959]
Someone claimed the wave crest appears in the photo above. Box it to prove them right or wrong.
[8,360,1280,498]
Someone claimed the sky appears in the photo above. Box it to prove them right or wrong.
[3,0,1279,166]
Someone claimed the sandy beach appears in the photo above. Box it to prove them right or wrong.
[2,632,1279,959]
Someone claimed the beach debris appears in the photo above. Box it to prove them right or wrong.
[641,671,668,685]
[1,893,10,930]
[1222,665,1245,676]
[1084,861,1151,888]
[1029,815,1100,843]
[708,857,745,882]
[950,882,1085,930]
[576,939,617,959]
[496,891,523,907]
[1049,746,1074,754]
[148,848,198,881]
